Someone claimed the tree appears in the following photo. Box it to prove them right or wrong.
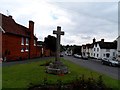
[73,46,82,55]
[60,45,66,52]
[44,35,56,52]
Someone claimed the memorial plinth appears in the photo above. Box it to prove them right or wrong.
[46,26,68,75]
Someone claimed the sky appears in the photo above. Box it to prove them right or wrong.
[0,0,119,45]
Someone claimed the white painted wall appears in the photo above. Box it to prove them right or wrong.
[117,37,120,54]
[92,43,117,59]
[117,36,120,61]
[92,43,101,59]
[81,46,86,57]
[89,48,93,57]
[101,49,117,59]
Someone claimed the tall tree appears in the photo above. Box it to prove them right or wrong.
[44,35,56,52]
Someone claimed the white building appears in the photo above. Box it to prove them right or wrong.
[92,39,117,59]
[117,36,120,60]
[81,45,86,57]
[81,38,95,57]
[81,38,117,59]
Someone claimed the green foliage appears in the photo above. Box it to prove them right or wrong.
[72,45,81,55]
[44,35,56,52]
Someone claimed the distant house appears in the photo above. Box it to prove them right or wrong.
[92,39,117,59]
[65,48,73,55]
[81,38,95,57]
[81,38,117,59]
[0,13,51,61]
[117,36,120,60]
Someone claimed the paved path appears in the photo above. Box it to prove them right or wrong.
[64,55,120,80]
[1,57,54,67]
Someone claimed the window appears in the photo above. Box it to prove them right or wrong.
[26,38,29,45]
[113,52,115,56]
[25,47,29,52]
[94,48,95,51]
[103,54,105,57]
[21,48,24,52]
[21,37,24,45]
[97,54,99,57]
[94,53,95,56]
[97,48,99,52]
[34,40,36,46]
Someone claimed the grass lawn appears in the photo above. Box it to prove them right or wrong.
[2,58,120,89]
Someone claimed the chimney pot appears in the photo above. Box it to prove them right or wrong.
[93,38,96,43]
[101,39,104,42]
[29,20,34,35]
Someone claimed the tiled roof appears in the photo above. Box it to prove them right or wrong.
[95,41,117,49]
[2,14,30,37]
[82,39,117,49]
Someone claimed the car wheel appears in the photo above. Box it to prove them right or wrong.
[109,63,112,66]
[102,62,104,65]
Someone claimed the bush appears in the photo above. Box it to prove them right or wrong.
[29,75,112,90]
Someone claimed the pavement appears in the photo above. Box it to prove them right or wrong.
[1,57,54,67]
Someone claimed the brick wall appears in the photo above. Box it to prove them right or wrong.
[0,14,2,59]
[2,33,30,61]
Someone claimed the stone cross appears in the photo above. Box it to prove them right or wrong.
[53,26,64,61]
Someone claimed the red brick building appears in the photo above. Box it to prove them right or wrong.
[0,13,47,61]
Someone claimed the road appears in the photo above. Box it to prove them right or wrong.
[64,55,120,80]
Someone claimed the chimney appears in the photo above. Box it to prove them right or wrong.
[93,38,96,43]
[101,39,104,43]
[29,20,34,35]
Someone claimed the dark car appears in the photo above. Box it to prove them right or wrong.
[101,58,119,67]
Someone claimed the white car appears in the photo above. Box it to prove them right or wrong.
[74,54,81,58]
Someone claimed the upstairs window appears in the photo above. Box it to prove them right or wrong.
[97,48,99,52]
[21,37,24,45]
[34,40,36,46]
[26,38,29,45]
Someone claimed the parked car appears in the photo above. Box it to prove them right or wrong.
[74,54,81,58]
[60,53,64,57]
[101,58,119,67]
[97,57,102,60]
[67,53,72,56]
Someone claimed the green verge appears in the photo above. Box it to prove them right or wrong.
[2,58,120,89]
